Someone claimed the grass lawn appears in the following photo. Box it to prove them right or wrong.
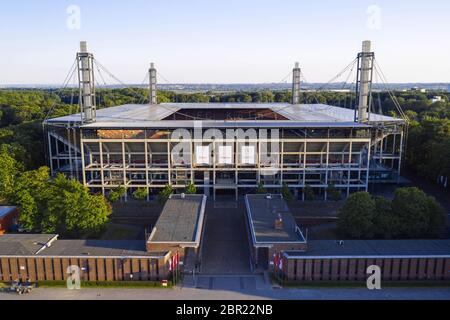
[288,200,344,218]
[36,280,173,289]
[100,223,143,240]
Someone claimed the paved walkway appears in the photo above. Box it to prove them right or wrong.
[1,285,449,300]
[182,274,273,291]
[200,200,252,275]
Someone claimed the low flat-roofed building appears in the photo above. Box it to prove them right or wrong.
[245,194,307,269]
[0,233,58,255]
[0,235,170,282]
[147,194,207,264]
[39,240,168,259]
[0,206,19,235]
[281,240,450,282]
[284,239,450,259]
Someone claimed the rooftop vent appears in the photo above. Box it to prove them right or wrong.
[274,213,283,230]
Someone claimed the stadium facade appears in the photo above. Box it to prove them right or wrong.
[44,41,406,201]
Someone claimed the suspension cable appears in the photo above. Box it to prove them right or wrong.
[93,58,211,120]
[44,58,78,121]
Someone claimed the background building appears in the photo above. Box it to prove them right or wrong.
[0,207,19,235]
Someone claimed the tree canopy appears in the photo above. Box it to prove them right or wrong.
[338,188,445,239]
[338,192,375,239]
[12,167,111,238]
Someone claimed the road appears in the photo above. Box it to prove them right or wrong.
[1,285,449,300]
[1,274,449,300]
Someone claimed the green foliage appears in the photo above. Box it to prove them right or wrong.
[255,182,267,194]
[12,166,50,231]
[12,168,111,237]
[326,184,342,201]
[132,188,149,201]
[185,182,197,195]
[406,117,450,180]
[108,186,126,203]
[281,183,294,201]
[338,192,375,239]
[43,174,111,237]
[372,196,400,239]
[0,144,22,203]
[158,184,173,203]
[303,185,315,201]
[338,188,445,239]
[391,187,445,238]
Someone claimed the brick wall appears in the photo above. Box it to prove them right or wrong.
[0,256,168,283]
[283,257,450,282]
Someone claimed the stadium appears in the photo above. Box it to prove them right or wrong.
[44,41,407,201]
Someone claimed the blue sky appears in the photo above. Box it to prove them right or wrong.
[1,0,449,84]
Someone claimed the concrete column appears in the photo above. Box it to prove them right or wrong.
[78,41,96,123]
[357,41,373,123]
[149,63,157,105]
[292,62,301,105]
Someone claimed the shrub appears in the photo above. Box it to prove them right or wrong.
[133,188,148,200]
[303,185,315,201]
[256,182,267,194]
[185,183,197,195]
[282,183,294,201]
[158,184,173,203]
[108,186,126,203]
[326,184,342,201]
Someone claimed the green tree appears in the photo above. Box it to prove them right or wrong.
[12,168,111,237]
[392,187,445,238]
[255,182,267,194]
[42,174,111,237]
[338,192,375,239]
[185,182,197,195]
[158,184,173,203]
[12,166,50,231]
[0,144,21,203]
[372,197,400,239]
[133,188,148,201]
[281,183,294,201]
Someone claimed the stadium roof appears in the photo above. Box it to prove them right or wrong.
[45,103,404,129]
